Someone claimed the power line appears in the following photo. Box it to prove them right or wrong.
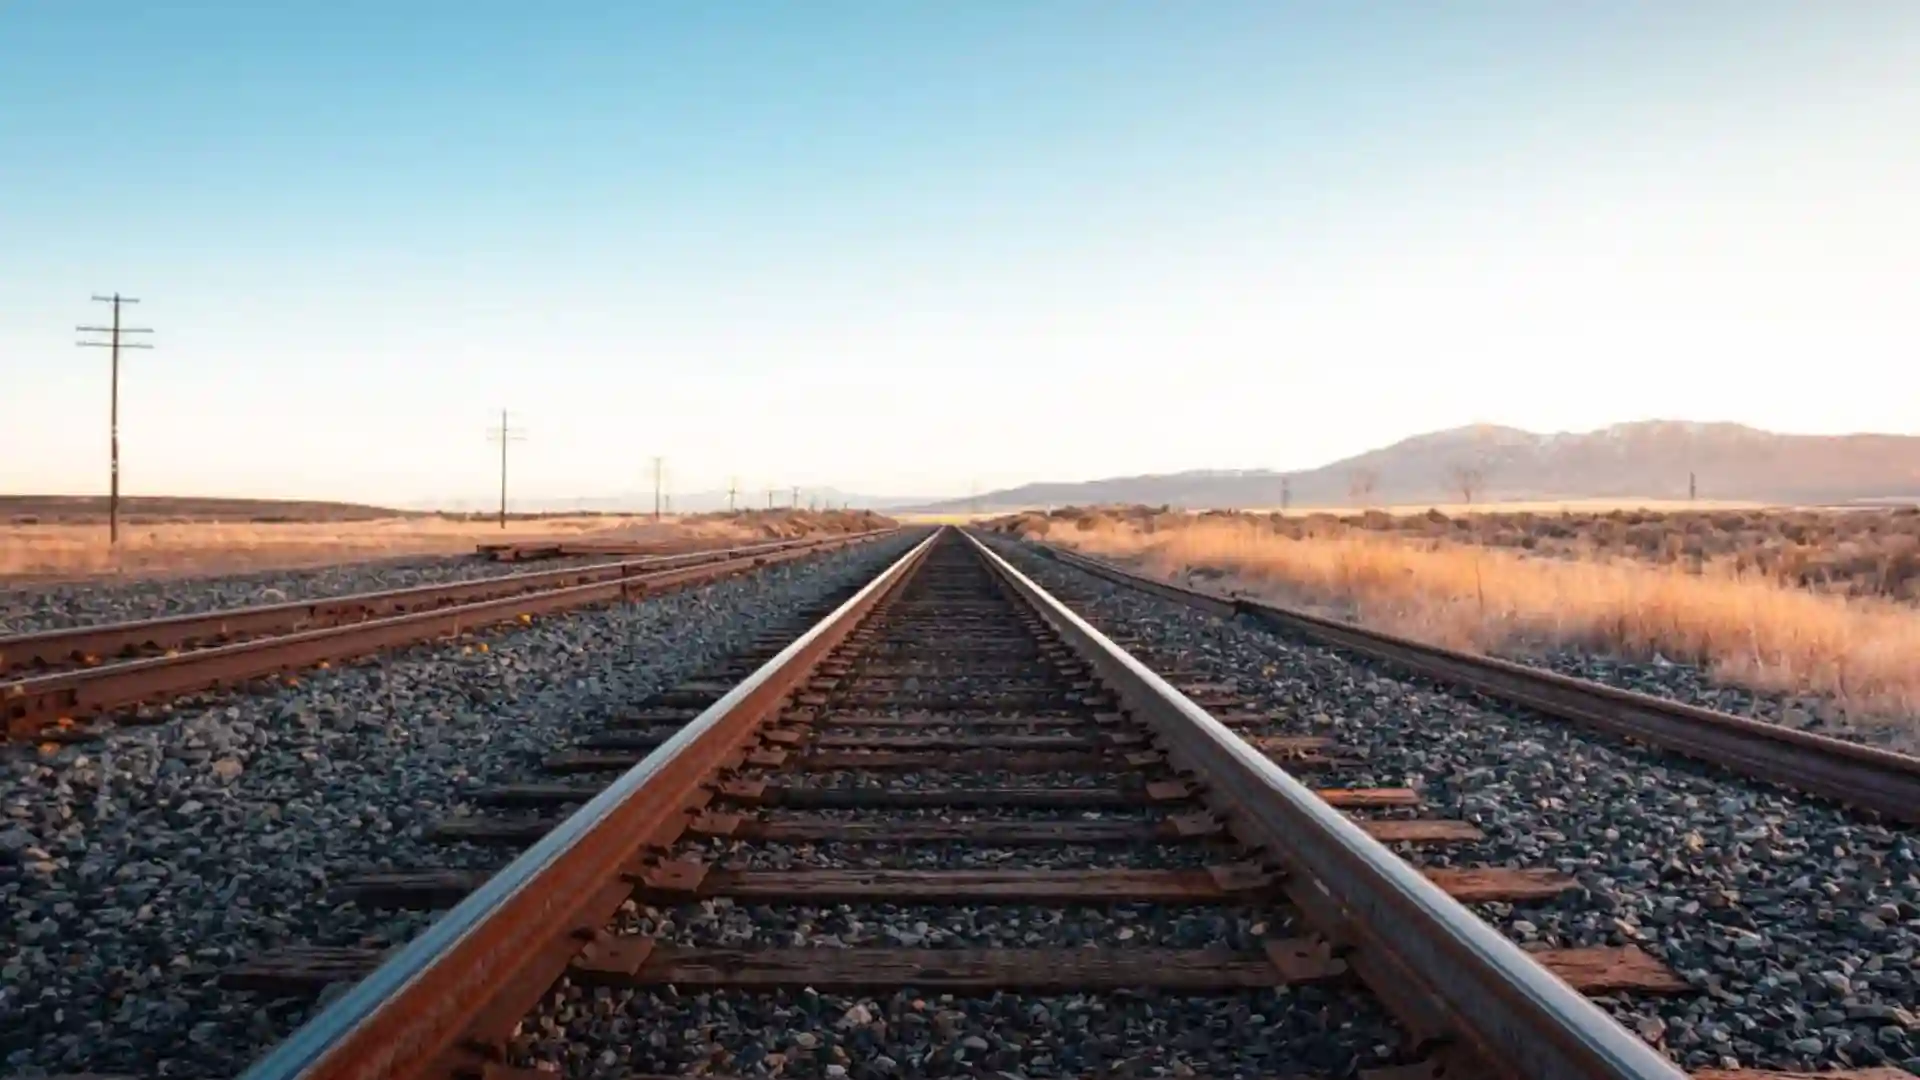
[76,293,154,547]
[485,409,526,530]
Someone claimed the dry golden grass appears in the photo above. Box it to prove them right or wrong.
[1243,497,1769,516]
[1035,516,1920,727]
[0,514,829,581]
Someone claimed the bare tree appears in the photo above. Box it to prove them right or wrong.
[1450,463,1486,505]
[1347,467,1379,507]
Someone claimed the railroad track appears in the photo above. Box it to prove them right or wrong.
[202,527,1878,1080]
[1021,541,1920,827]
[0,531,893,740]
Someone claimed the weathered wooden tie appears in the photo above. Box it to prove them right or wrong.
[223,941,1681,998]
[426,810,1482,848]
[339,860,1569,910]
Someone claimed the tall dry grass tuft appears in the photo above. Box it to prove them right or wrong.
[1043,517,1920,724]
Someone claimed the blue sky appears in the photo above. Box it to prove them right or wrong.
[4,3,1916,506]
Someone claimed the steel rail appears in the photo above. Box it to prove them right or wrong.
[0,532,886,676]
[236,529,941,1080]
[1,531,898,737]
[965,531,1686,1080]
[1037,541,1920,826]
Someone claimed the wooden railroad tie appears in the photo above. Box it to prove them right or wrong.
[427,810,1484,848]
[221,939,1684,999]
[337,861,1573,911]
[472,779,1421,810]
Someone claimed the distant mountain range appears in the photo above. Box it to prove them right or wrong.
[906,421,1920,512]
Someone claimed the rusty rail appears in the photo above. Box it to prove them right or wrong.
[1034,540,1920,826]
[234,531,942,1080]
[1,530,898,737]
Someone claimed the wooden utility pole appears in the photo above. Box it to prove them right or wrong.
[652,457,664,521]
[727,477,739,512]
[486,410,526,529]
[1689,472,1697,502]
[766,488,776,510]
[76,293,153,546]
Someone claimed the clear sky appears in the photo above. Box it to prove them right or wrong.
[3,3,1916,506]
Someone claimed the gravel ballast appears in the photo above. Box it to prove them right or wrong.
[0,535,915,1077]
[987,536,1920,1076]
[511,984,1403,1078]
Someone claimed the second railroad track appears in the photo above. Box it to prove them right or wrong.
[0,531,891,740]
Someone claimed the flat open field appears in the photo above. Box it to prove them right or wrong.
[994,505,1920,732]
[0,501,893,581]
[2,494,415,525]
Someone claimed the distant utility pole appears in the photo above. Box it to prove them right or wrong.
[1689,472,1697,502]
[728,477,739,512]
[486,410,526,529]
[791,486,799,509]
[651,457,664,521]
[1281,476,1291,512]
[766,488,776,510]
[76,293,154,546]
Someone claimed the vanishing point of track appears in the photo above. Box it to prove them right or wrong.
[221,527,1738,1080]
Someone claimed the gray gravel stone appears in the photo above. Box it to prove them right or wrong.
[613,898,1293,950]
[509,984,1405,1077]
[0,535,915,1076]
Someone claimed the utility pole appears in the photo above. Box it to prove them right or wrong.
[651,457,664,521]
[766,488,776,510]
[791,486,799,509]
[1281,476,1291,512]
[728,477,739,512]
[1689,472,1697,502]
[76,293,154,547]
[486,410,526,529]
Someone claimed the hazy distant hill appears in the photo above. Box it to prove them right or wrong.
[909,421,1920,511]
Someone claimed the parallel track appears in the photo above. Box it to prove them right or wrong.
[214,527,1787,1080]
[1029,540,1920,826]
[0,531,892,739]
